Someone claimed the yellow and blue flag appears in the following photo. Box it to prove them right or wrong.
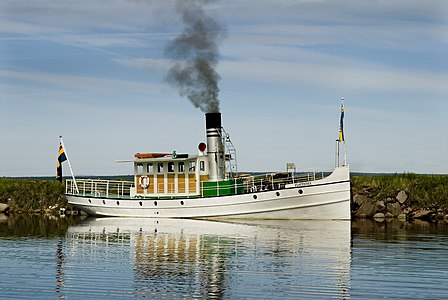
[339,101,345,142]
[56,142,67,182]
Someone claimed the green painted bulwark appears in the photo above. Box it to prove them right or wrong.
[202,180,243,197]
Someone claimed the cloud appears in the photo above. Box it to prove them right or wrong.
[0,69,163,96]
[114,57,170,73]
[218,56,448,95]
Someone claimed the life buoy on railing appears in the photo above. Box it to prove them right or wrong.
[139,175,150,189]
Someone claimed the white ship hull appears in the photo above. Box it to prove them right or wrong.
[67,166,350,220]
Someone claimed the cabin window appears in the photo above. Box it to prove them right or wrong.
[147,163,153,173]
[168,162,175,172]
[158,163,164,173]
[136,163,143,174]
[178,162,185,173]
[189,161,195,172]
[200,160,205,171]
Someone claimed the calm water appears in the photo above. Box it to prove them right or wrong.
[0,214,447,299]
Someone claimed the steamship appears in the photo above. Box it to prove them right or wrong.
[66,112,351,219]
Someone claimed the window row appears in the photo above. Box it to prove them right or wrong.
[136,160,206,174]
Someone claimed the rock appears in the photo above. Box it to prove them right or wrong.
[435,212,445,221]
[373,212,385,219]
[353,194,368,206]
[403,207,412,214]
[385,212,394,218]
[355,201,376,218]
[376,200,386,211]
[385,197,396,203]
[398,213,407,221]
[0,203,9,213]
[396,190,408,204]
[387,202,403,217]
[0,213,8,223]
[412,209,432,220]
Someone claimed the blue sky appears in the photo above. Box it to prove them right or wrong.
[1,0,447,177]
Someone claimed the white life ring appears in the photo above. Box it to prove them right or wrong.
[139,175,150,189]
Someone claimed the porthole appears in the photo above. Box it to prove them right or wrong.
[253,195,258,199]
[102,200,106,205]
[180,201,184,205]
[139,201,143,206]
[276,192,280,196]
[116,201,120,205]
[154,201,158,206]
[299,189,303,194]
[88,199,92,203]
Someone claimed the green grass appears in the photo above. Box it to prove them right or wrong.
[0,178,67,213]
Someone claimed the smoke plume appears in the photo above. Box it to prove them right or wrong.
[165,0,226,113]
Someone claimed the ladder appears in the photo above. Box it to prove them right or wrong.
[221,127,238,179]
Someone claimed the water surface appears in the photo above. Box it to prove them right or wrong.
[1,215,447,299]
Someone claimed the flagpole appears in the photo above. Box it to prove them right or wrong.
[342,97,347,166]
[59,136,79,193]
[335,139,339,167]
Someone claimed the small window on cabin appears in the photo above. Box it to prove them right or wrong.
[189,161,195,172]
[136,163,143,174]
[158,163,164,173]
[168,162,175,172]
[178,162,185,173]
[200,160,205,171]
[147,163,153,173]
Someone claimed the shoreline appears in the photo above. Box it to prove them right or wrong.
[1,174,447,222]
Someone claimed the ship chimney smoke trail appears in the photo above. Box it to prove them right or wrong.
[165,0,227,113]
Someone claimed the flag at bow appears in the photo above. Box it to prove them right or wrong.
[56,141,67,182]
[338,99,345,142]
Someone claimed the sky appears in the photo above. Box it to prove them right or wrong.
[1,0,447,177]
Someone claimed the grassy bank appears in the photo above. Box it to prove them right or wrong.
[351,173,448,220]
[0,178,68,214]
[352,173,448,210]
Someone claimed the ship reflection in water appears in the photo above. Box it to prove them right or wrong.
[63,218,351,299]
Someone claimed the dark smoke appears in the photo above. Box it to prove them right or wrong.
[165,0,226,113]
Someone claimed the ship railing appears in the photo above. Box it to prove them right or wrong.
[198,171,325,196]
[236,171,325,194]
[66,179,135,198]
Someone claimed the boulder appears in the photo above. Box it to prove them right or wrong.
[373,212,385,219]
[375,200,386,212]
[0,203,9,213]
[385,197,396,203]
[396,190,408,204]
[353,194,368,206]
[412,209,432,220]
[385,212,395,218]
[355,200,376,218]
[387,202,403,217]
